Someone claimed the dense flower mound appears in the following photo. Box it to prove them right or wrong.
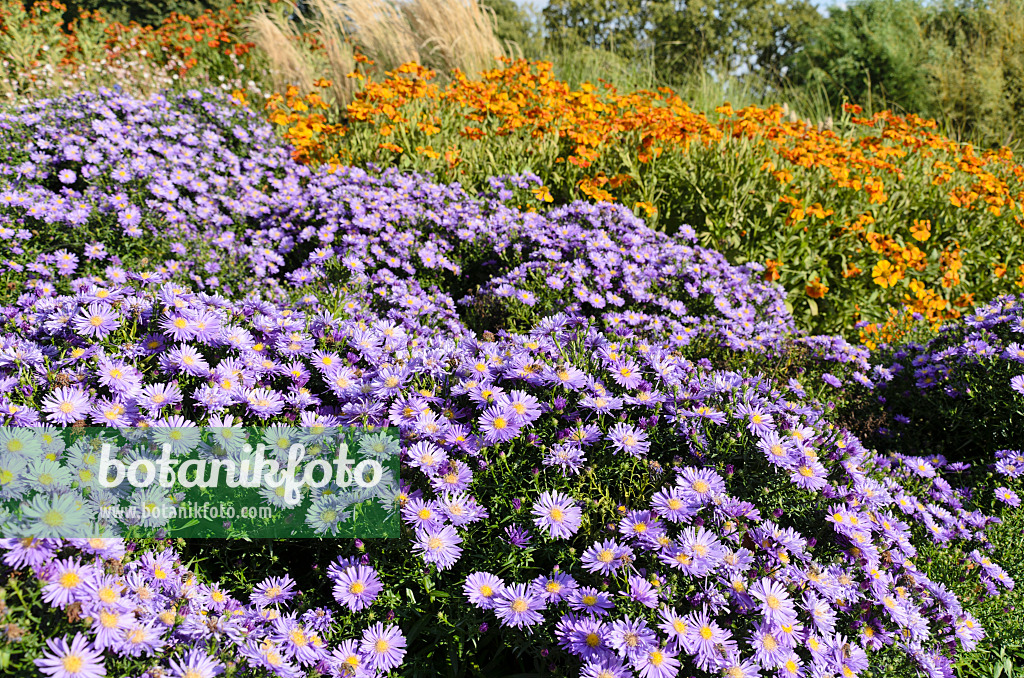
[0,537,400,678]
[0,88,1015,678]
[853,295,1024,461]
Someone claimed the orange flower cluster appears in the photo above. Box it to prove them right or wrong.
[0,0,255,78]
[266,59,1024,338]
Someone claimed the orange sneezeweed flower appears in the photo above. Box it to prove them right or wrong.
[872,260,901,288]
[909,219,931,241]
[532,186,554,203]
[806,277,828,298]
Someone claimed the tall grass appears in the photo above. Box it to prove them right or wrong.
[246,0,508,106]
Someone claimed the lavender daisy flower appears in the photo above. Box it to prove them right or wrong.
[331,564,383,611]
[251,575,297,608]
[117,621,166,658]
[42,386,90,425]
[995,487,1021,507]
[530,571,577,604]
[650,487,698,523]
[822,373,842,388]
[42,558,91,609]
[748,577,797,626]
[504,523,532,548]
[608,616,656,661]
[581,539,632,575]
[168,649,224,678]
[677,467,725,504]
[625,575,660,608]
[581,657,631,678]
[464,571,505,609]
[0,537,60,569]
[35,633,105,678]
[633,646,680,678]
[607,423,651,457]
[414,525,463,570]
[569,586,615,617]
[479,405,520,445]
[1011,374,1024,395]
[359,623,406,673]
[532,490,583,539]
[73,303,119,339]
[494,583,546,628]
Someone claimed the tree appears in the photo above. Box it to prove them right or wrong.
[543,0,655,59]
[480,0,540,56]
[650,0,821,82]
[786,0,932,114]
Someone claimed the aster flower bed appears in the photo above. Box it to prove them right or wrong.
[0,88,1018,678]
[847,295,1024,463]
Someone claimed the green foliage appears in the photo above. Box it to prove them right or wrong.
[787,0,932,115]
[649,0,822,83]
[542,0,654,59]
[924,0,1024,150]
[480,0,542,59]
[788,0,1024,150]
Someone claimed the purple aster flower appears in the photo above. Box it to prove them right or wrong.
[607,422,651,457]
[168,649,224,678]
[464,571,505,609]
[429,460,474,494]
[496,389,542,425]
[677,467,725,504]
[625,575,660,608]
[331,564,383,611]
[245,387,285,418]
[736,402,775,435]
[42,558,91,609]
[633,645,680,678]
[532,490,583,539]
[479,405,520,445]
[117,621,165,657]
[494,583,546,628]
[822,373,842,388]
[650,486,698,523]
[58,169,77,184]
[35,633,105,678]
[359,623,407,673]
[504,523,532,548]
[0,537,60,569]
[414,525,463,570]
[581,657,631,678]
[73,303,119,339]
[748,577,797,626]
[1011,375,1024,395]
[995,487,1021,507]
[581,539,632,575]
[530,571,577,603]
[608,615,657,661]
[401,497,445,530]
[791,460,829,491]
[42,386,90,425]
[251,575,297,608]
[569,586,615,617]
